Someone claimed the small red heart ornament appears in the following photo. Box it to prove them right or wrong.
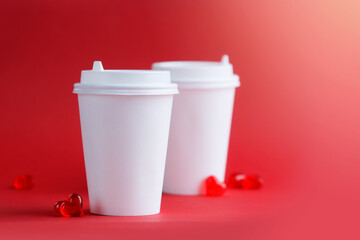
[205,176,227,196]
[55,193,84,217]
[228,173,263,189]
[54,201,65,217]
[13,175,34,190]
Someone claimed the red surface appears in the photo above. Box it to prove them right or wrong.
[1,188,287,239]
[0,0,359,239]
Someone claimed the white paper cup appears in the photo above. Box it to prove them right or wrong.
[152,55,240,195]
[73,61,178,215]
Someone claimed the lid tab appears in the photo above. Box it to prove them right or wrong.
[92,61,104,71]
[221,55,229,64]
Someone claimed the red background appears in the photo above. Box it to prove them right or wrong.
[1,0,359,239]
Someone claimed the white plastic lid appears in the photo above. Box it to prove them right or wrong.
[73,61,178,95]
[152,55,240,89]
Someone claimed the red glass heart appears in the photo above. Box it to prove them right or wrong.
[228,173,263,189]
[205,176,227,196]
[54,201,65,217]
[59,193,84,217]
[13,175,34,190]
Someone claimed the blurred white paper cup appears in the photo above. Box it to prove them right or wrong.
[152,55,240,195]
[73,61,178,215]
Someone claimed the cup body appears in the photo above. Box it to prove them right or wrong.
[152,56,239,195]
[163,88,236,195]
[74,61,177,215]
[78,94,173,215]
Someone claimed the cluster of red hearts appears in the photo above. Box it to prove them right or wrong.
[54,194,84,217]
[13,173,263,217]
[205,173,263,196]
